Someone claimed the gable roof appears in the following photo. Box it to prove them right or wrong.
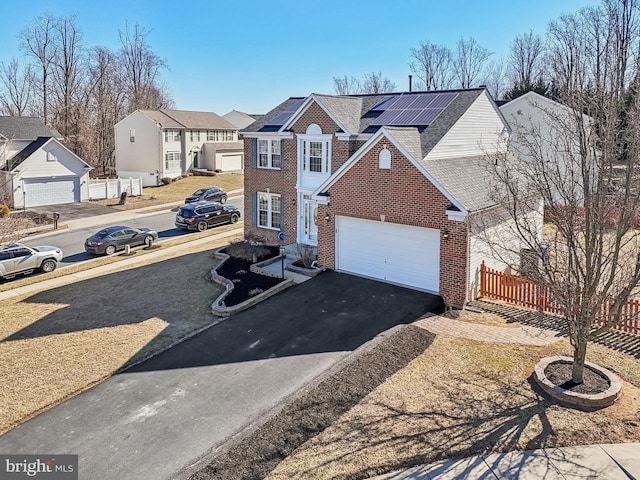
[0,116,62,141]
[137,109,237,130]
[222,110,262,129]
[242,88,494,160]
[2,136,92,172]
[313,126,501,214]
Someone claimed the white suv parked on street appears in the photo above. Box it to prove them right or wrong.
[0,244,63,279]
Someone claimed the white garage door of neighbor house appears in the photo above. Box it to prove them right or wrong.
[24,177,79,207]
[336,216,440,293]
[216,153,242,171]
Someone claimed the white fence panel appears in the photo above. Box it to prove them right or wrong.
[88,177,142,200]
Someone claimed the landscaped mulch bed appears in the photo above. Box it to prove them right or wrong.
[189,325,436,480]
[216,244,283,307]
[544,361,610,394]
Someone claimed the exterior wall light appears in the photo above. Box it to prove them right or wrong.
[442,230,450,239]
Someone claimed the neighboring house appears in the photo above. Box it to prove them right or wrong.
[242,88,540,306]
[499,91,594,204]
[115,109,243,186]
[0,117,91,208]
[223,110,263,129]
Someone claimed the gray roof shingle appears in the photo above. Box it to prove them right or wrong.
[241,89,487,160]
[139,109,237,130]
[0,117,61,141]
[2,137,51,171]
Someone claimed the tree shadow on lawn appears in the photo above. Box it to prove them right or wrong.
[3,250,222,367]
[279,374,609,480]
[4,261,444,372]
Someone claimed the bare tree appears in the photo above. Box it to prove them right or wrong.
[482,58,508,100]
[409,40,453,90]
[19,13,56,125]
[453,37,493,88]
[333,75,360,95]
[118,22,168,110]
[49,14,86,151]
[0,59,35,116]
[508,31,546,86]
[478,0,640,383]
[361,71,396,94]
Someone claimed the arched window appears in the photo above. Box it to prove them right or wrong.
[379,148,391,169]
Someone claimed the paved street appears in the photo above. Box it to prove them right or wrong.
[0,271,442,480]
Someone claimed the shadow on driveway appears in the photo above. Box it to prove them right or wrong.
[6,266,443,370]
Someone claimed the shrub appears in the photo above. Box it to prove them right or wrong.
[296,244,317,268]
[0,204,9,218]
[161,177,173,185]
[225,241,275,263]
[249,288,264,297]
[193,169,217,177]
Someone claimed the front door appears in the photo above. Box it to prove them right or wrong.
[303,197,318,245]
[193,152,199,168]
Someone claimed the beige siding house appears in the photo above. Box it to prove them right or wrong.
[115,109,243,186]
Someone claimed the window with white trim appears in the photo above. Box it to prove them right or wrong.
[164,151,181,170]
[258,139,282,168]
[302,140,330,173]
[206,130,235,142]
[190,130,201,142]
[258,192,281,229]
[46,150,57,162]
[164,130,180,142]
[129,129,135,143]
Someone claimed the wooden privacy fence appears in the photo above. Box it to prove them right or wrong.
[479,261,640,335]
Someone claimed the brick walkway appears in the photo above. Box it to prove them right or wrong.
[414,313,565,346]
[414,299,640,357]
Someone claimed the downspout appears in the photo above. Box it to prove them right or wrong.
[464,217,471,306]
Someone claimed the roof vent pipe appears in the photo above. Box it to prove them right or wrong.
[409,75,413,92]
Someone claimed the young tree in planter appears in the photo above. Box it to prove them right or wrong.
[477,0,640,384]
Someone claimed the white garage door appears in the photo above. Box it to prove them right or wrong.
[24,177,79,207]
[216,153,242,171]
[336,216,440,292]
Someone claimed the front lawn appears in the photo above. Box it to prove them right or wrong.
[91,173,244,210]
[0,239,233,434]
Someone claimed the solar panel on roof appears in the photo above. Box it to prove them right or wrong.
[428,92,457,109]
[369,91,459,127]
[370,96,394,111]
[264,99,305,126]
[391,110,421,124]
[411,108,443,125]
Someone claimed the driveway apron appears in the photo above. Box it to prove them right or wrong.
[0,271,442,480]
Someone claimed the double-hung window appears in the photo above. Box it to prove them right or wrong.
[190,130,201,142]
[164,130,180,142]
[257,192,281,229]
[258,139,282,168]
[165,151,181,170]
[301,139,330,173]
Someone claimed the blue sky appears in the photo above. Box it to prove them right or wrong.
[0,0,598,115]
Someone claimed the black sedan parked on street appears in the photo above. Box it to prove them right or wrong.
[184,187,227,204]
[175,201,240,231]
[85,226,158,255]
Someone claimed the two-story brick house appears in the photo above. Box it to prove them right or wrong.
[241,88,540,306]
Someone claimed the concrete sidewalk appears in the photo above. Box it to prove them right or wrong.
[373,443,640,479]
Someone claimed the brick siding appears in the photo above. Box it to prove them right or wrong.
[244,99,469,306]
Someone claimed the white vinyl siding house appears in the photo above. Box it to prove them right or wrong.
[2,137,91,208]
[115,109,244,186]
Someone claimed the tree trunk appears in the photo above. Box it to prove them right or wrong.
[571,339,587,384]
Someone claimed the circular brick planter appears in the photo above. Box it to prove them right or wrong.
[533,356,622,409]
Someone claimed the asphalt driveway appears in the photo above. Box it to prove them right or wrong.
[0,271,442,480]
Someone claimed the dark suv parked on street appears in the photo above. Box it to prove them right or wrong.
[175,201,240,231]
[184,187,227,204]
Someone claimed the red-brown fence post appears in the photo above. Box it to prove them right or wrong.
[480,261,486,297]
